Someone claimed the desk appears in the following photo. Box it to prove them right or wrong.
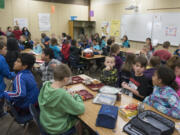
[81,55,105,60]
[120,48,140,55]
[67,75,180,135]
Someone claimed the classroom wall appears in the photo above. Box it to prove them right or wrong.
[91,0,180,53]
[0,0,88,39]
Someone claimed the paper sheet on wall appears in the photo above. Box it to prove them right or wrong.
[110,20,120,37]
[38,13,51,31]
[14,18,28,29]
[101,21,110,36]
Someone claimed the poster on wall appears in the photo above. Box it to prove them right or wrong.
[165,25,177,37]
[38,13,51,31]
[110,20,120,37]
[101,21,110,36]
[14,18,28,29]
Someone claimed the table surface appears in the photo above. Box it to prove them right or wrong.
[81,55,105,60]
[120,48,140,54]
[66,74,180,135]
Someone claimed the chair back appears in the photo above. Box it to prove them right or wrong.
[6,100,32,124]
[29,104,47,135]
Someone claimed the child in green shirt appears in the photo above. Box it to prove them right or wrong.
[38,64,85,135]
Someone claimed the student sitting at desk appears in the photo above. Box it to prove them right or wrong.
[153,41,172,63]
[122,35,130,48]
[100,36,106,49]
[4,53,39,117]
[38,64,85,135]
[0,42,15,117]
[140,45,152,60]
[143,66,180,119]
[100,56,118,87]
[69,40,81,64]
[121,56,153,101]
[102,39,112,56]
[91,39,102,55]
[49,38,62,61]
[174,44,180,56]
[33,38,44,55]
[39,48,61,82]
[110,44,123,72]
[146,38,153,51]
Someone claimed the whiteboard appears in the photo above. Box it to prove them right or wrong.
[152,13,180,46]
[120,14,153,42]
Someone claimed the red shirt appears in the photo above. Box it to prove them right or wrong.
[61,43,70,61]
[153,49,171,61]
[13,30,22,40]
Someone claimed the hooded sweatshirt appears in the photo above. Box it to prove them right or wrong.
[38,81,85,135]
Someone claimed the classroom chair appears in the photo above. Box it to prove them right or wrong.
[69,56,85,75]
[29,104,76,135]
[5,99,32,135]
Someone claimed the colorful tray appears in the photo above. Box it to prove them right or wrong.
[71,76,84,84]
[86,83,104,91]
[76,89,94,101]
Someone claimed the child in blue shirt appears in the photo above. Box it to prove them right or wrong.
[174,44,180,56]
[92,39,102,55]
[4,53,39,116]
[49,38,62,61]
[33,38,44,54]
[144,66,180,119]
[0,42,15,117]
[122,35,130,48]
[100,36,106,49]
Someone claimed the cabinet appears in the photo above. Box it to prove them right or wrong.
[69,20,96,39]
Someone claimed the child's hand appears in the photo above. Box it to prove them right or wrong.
[105,66,111,71]
[121,82,130,89]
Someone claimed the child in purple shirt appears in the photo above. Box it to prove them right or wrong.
[110,44,123,72]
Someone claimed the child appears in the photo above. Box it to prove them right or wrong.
[33,38,44,54]
[69,40,81,63]
[5,37,20,71]
[100,36,106,49]
[121,56,153,101]
[122,35,130,48]
[120,53,136,83]
[153,41,172,63]
[49,38,61,61]
[38,64,85,135]
[61,40,70,62]
[6,26,12,37]
[19,35,33,50]
[146,38,153,51]
[173,59,180,97]
[4,53,39,116]
[140,45,152,60]
[166,55,179,70]
[39,48,61,82]
[91,39,102,55]
[41,33,50,46]
[110,44,123,72]
[143,66,180,119]
[100,56,118,87]
[144,56,161,80]
[22,27,31,40]
[0,42,15,116]
[13,26,22,40]
[102,39,112,56]
[0,27,5,36]
[174,44,180,56]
